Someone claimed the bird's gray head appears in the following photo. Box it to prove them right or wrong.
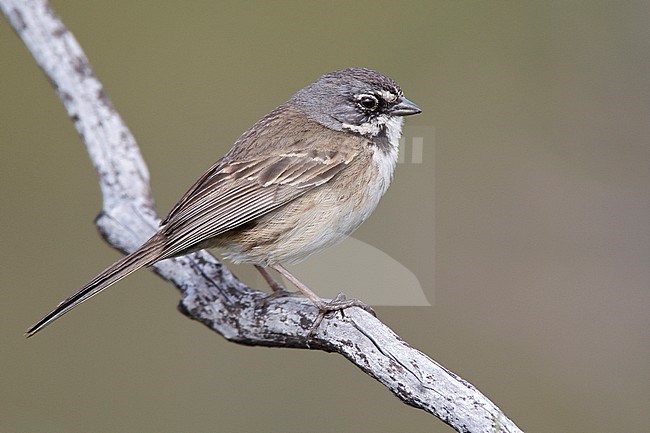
[290,68,421,138]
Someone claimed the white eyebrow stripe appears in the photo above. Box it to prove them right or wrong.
[378,90,398,102]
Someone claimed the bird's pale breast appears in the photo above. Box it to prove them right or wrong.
[221,142,397,266]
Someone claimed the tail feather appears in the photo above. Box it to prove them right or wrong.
[25,235,165,338]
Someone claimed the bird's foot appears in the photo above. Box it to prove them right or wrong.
[258,286,299,307]
[254,264,300,307]
[312,292,375,315]
[266,264,375,337]
[308,292,376,336]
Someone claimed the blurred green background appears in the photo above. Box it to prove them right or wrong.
[2,1,649,432]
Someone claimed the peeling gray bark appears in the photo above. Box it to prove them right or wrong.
[2,1,523,432]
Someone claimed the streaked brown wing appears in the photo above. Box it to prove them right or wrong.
[158,150,356,258]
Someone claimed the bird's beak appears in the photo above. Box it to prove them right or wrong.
[390,97,422,117]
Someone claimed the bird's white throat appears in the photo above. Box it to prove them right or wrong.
[372,115,403,193]
[339,114,403,189]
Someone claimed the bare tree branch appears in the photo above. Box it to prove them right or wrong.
[2,1,523,432]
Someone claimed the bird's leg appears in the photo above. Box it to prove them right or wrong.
[255,265,288,292]
[270,264,375,334]
[254,265,298,304]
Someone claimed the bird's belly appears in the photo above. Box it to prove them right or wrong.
[221,195,374,265]
[223,163,391,265]
[276,197,373,264]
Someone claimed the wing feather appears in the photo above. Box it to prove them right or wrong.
[158,150,355,258]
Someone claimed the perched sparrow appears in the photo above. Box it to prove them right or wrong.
[26,68,421,337]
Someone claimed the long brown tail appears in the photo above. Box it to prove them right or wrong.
[25,234,166,338]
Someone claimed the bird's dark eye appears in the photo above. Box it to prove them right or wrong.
[357,94,379,111]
